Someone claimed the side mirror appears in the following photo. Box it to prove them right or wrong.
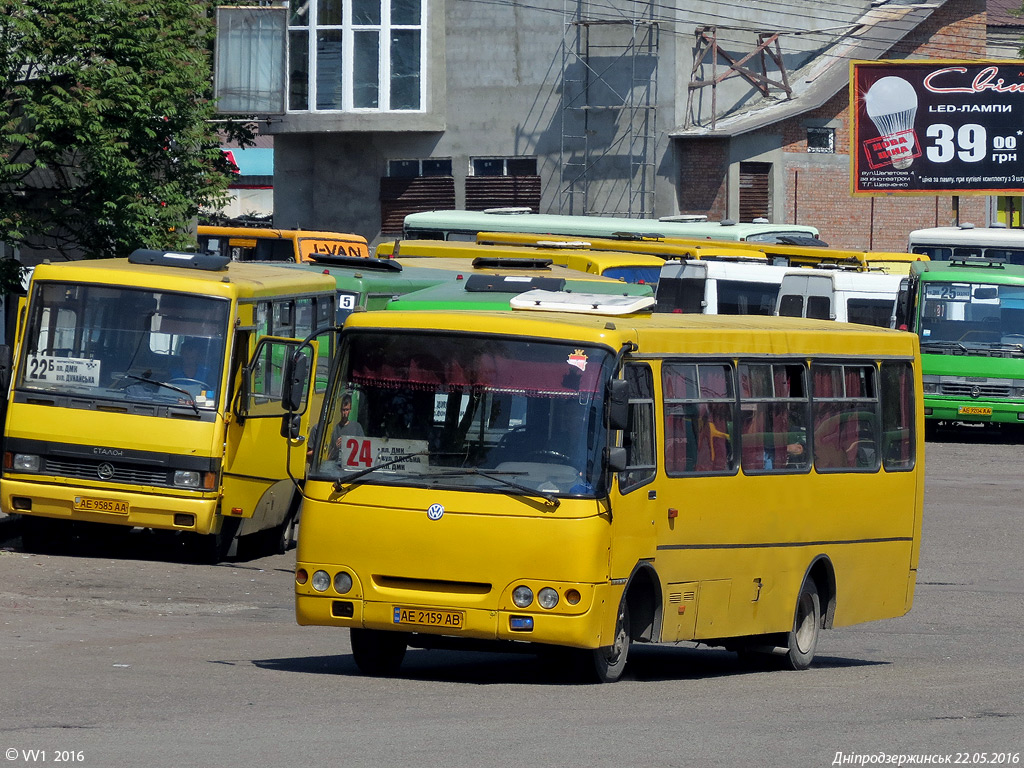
[236,367,251,421]
[0,344,11,391]
[605,378,630,431]
[604,446,628,473]
[280,412,302,439]
[282,349,309,412]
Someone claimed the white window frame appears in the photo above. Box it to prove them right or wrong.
[289,0,425,113]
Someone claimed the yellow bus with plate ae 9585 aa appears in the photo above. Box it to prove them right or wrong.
[289,290,923,682]
[3,251,337,561]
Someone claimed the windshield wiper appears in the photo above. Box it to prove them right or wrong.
[920,340,968,353]
[425,467,561,509]
[116,374,198,414]
[332,451,432,492]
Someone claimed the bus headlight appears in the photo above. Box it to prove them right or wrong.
[333,571,353,594]
[538,587,559,609]
[173,470,201,488]
[512,585,534,608]
[921,376,941,395]
[13,454,41,472]
[311,570,331,592]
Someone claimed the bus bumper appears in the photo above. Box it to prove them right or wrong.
[295,586,613,651]
[923,396,1024,425]
[2,477,221,534]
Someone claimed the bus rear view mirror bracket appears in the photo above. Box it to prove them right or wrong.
[606,379,630,431]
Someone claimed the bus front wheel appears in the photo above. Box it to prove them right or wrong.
[590,600,631,683]
[784,578,821,670]
[350,628,408,676]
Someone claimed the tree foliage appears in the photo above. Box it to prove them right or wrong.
[0,0,244,279]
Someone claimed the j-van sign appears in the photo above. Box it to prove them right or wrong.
[851,60,1024,195]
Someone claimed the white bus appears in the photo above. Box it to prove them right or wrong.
[654,259,793,315]
[775,270,904,328]
[908,225,1024,264]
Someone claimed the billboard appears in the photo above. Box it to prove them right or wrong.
[851,60,1024,196]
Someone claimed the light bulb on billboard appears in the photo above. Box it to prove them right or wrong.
[864,76,919,169]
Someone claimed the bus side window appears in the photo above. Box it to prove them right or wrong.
[738,362,808,473]
[662,362,736,476]
[880,361,916,471]
[618,364,656,492]
[811,364,880,472]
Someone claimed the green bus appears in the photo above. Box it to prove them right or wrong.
[272,255,456,323]
[385,272,654,312]
[901,257,1024,433]
[403,209,820,244]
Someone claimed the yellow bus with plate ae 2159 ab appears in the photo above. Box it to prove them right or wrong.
[290,291,923,682]
[3,251,337,561]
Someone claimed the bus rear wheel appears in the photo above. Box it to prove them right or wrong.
[350,628,408,676]
[590,600,631,683]
[783,578,821,670]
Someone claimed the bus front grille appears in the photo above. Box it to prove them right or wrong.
[940,383,1012,398]
[43,458,171,487]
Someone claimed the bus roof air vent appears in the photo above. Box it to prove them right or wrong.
[464,274,565,293]
[471,256,552,270]
[309,254,403,271]
[481,207,532,215]
[510,290,656,315]
[127,249,230,271]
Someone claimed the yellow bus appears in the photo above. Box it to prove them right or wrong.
[291,292,923,682]
[376,239,665,285]
[3,251,337,561]
[198,225,370,262]
[476,231,767,263]
[476,230,925,274]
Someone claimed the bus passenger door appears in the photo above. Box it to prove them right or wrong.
[222,337,315,520]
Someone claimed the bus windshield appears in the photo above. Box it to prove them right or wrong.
[17,282,229,409]
[310,332,614,497]
[919,282,1024,350]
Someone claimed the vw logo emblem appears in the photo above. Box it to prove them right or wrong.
[97,462,115,481]
[427,503,444,521]
[971,386,981,399]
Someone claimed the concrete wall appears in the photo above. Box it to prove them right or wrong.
[270,0,992,252]
[273,0,683,245]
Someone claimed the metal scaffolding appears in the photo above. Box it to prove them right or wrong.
[559,2,658,217]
